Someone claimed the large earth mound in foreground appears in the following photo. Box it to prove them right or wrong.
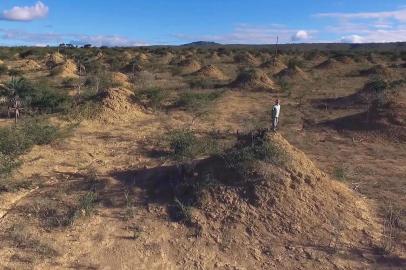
[230,69,276,90]
[125,131,380,269]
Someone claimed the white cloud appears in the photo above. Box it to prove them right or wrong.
[291,30,309,42]
[316,7,406,43]
[341,35,365,43]
[316,8,406,22]
[174,25,316,44]
[1,1,49,22]
[69,35,148,47]
[0,29,147,47]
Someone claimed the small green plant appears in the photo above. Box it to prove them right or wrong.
[168,129,199,160]
[223,133,285,179]
[0,63,8,75]
[77,191,97,217]
[134,88,168,110]
[173,197,193,223]
[176,91,222,114]
[65,101,102,121]
[333,166,346,181]
[278,78,292,97]
[0,153,21,177]
[124,189,135,220]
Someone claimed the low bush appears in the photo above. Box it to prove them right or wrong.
[134,88,169,110]
[167,129,219,161]
[176,91,222,113]
[222,133,285,179]
[0,119,60,178]
[0,63,8,75]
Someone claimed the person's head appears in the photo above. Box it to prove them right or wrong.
[275,99,280,105]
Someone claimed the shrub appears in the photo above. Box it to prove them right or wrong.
[167,129,218,161]
[134,88,168,110]
[29,85,71,113]
[77,191,97,216]
[223,134,285,179]
[0,119,59,156]
[0,64,8,75]
[168,129,199,160]
[287,57,304,69]
[188,78,216,89]
[333,166,346,181]
[20,120,59,145]
[0,153,21,177]
[176,91,222,114]
[66,101,101,121]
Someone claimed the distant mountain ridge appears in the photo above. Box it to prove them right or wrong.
[181,41,222,46]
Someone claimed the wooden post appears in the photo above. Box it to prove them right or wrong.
[273,36,279,66]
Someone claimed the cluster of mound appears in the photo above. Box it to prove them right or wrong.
[96,88,147,123]
[230,69,275,90]
[234,52,260,66]
[276,66,309,80]
[193,64,227,80]
[177,59,201,74]
[50,59,79,78]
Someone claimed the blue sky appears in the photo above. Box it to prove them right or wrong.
[1,0,406,46]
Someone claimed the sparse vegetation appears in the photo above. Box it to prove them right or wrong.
[176,90,222,115]
[167,129,218,160]
[333,166,346,181]
[134,87,169,110]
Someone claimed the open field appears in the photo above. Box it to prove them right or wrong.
[0,44,405,269]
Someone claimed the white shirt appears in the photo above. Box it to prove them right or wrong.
[272,104,281,118]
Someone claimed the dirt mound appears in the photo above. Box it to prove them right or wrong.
[230,69,276,90]
[335,55,354,64]
[276,66,309,80]
[49,52,64,65]
[158,52,174,64]
[313,79,403,110]
[177,59,201,74]
[51,59,78,78]
[234,52,260,66]
[111,72,130,87]
[193,65,228,80]
[134,53,149,63]
[208,51,221,62]
[19,60,41,71]
[315,58,340,69]
[359,65,394,77]
[97,88,147,123]
[323,101,406,141]
[138,131,380,268]
[260,59,287,73]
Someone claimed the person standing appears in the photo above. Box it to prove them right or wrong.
[271,99,281,131]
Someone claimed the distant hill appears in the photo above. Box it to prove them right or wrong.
[181,41,222,47]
